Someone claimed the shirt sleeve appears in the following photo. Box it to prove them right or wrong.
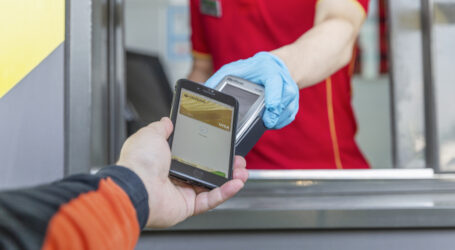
[0,166,149,250]
[190,0,211,58]
[351,0,369,16]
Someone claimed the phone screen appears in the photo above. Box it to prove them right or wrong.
[222,84,259,122]
[171,89,235,178]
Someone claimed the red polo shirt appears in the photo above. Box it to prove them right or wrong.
[190,0,370,169]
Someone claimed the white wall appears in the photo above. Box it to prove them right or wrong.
[125,0,191,87]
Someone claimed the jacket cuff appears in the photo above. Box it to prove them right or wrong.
[96,166,149,229]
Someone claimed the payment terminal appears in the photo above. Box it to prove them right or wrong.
[215,76,267,156]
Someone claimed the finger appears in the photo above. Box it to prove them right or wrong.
[273,68,299,129]
[160,117,174,138]
[233,156,248,183]
[204,60,251,88]
[274,97,299,129]
[194,179,244,215]
[204,65,232,88]
[233,168,249,183]
[233,155,246,169]
[145,117,174,139]
[263,74,283,128]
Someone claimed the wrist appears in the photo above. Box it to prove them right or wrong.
[96,166,150,229]
[270,47,301,88]
[115,161,168,228]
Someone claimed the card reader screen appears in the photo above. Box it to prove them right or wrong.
[171,89,234,178]
[222,84,259,122]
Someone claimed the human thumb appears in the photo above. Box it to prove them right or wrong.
[145,117,174,139]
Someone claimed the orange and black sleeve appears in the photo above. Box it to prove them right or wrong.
[0,166,149,250]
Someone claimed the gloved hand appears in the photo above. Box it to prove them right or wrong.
[205,52,299,129]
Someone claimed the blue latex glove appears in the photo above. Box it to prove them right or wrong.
[205,52,299,129]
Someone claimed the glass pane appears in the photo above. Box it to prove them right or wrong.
[432,0,455,171]
[388,0,426,168]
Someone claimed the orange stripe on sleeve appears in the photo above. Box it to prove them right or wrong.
[192,50,212,60]
[42,178,140,250]
[326,77,344,169]
[348,43,358,76]
[348,0,368,18]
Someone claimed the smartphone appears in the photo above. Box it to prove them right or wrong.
[168,79,239,189]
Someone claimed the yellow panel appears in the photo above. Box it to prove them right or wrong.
[0,0,65,98]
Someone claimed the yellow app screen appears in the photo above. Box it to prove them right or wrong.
[171,89,234,177]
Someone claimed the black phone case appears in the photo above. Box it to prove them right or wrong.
[168,79,238,190]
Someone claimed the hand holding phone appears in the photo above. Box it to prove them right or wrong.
[117,117,248,228]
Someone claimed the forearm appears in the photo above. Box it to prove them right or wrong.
[187,57,213,83]
[272,0,366,89]
[272,18,356,89]
[0,166,148,250]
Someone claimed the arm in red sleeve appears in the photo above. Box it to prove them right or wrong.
[190,0,211,58]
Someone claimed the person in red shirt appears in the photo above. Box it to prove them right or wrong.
[188,0,371,170]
